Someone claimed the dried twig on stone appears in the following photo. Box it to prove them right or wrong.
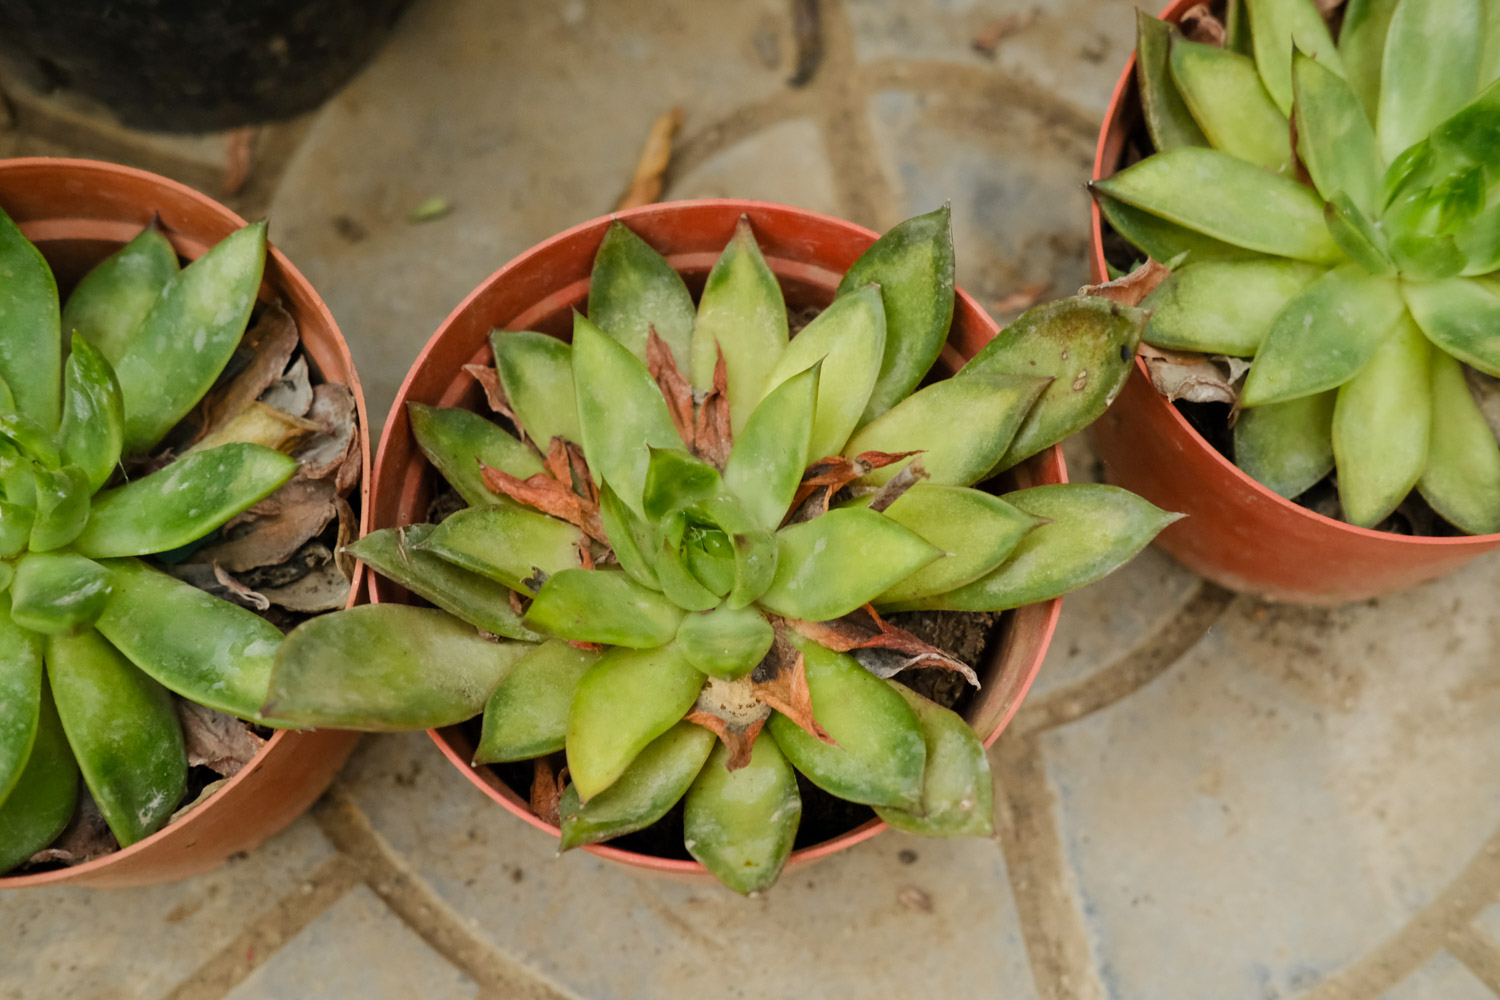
[616,107,682,211]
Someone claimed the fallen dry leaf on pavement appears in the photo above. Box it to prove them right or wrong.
[971,8,1039,57]
[616,107,683,211]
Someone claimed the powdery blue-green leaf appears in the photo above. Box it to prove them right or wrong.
[757,508,941,622]
[1235,391,1338,499]
[587,222,696,368]
[1403,277,1500,376]
[1171,37,1291,171]
[0,684,77,875]
[559,722,716,851]
[418,504,582,593]
[1419,349,1500,534]
[0,597,43,806]
[8,552,113,635]
[684,733,801,895]
[407,402,545,509]
[1136,11,1208,152]
[1333,314,1432,527]
[473,639,598,763]
[1247,0,1343,116]
[1340,0,1399,122]
[676,604,775,680]
[267,605,536,731]
[1240,266,1407,405]
[567,644,705,801]
[58,335,126,494]
[723,365,817,532]
[1293,52,1383,216]
[48,628,186,847]
[1094,190,1262,266]
[1142,259,1324,356]
[874,683,993,837]
[525,567,684,648]
[490,330,580,450]
[1376,0,1483,163]
[62,225,179,366]
[0,205,61,433]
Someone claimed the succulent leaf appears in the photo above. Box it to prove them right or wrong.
[1403,276,1500,376]
[676,604,776,680]
[587,221,697,368]
[642,447,721,522]
[8,552,113,635]
[58,336,126,494]
[1333,314,1432,527]
[1233,391,1338,499]
[524,567,684,647]
[1419,349,1500,533]
[418,504,583,593]
[29,465,91,553]
[47,628,186,847]
[836,206,956,423]
[1141,259,1323,356]
[1376,0,1483,162]
[0,206,62,433]
[75,444,298,559]
[268,605,535,730]
[559,721,716,851]
[598,483,661,591]
[346,525,541,640]
[61,225,179,367]
[474,639,598,763]
[0,683,77,875]
[1171,36,1292,171]
[1094,190,1261,265]
[1247,0,1343,116]
[407,402,546,509]
[0,502,34,559]
[883,484,1182,612]
[722,365,817,533]
[1294,52,1383,216]
[490,330,581,449]
[0,597,43,805]
[684,733,801,895]
[1458,202,1500,275]
[653,518,722,612]
[1136,12,1209,151]
[1240,265,1407,405]
[115,221,267,453]
[0,411,60,469]
[1324,194,1398,275]
[1340,0,1399,121]
[874,683,994,837]
[566,644,705,800]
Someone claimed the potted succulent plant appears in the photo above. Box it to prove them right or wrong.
[0,158,368,888]
[265,200,1178,893]
[1089,0,1500,603]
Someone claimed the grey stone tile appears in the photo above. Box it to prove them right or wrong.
[1472,903,1500,949]
[1378,953,1495,1000]
[0,819,335,1000]
[336,733,1041,1000]
[669,118,842,217]
[1039,554,1500,1000]
[224,885,479,1000]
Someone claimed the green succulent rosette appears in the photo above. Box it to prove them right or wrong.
[1097,0,1500,532]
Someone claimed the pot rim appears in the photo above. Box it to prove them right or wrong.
[365,197,1063,878]
[1089,2,1500,549]
[0,155,371,888]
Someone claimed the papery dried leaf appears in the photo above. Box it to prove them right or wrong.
[971,8,1039,57]
[1139,343,1239,405]
[333,496,357,581]
[334,430,362,496]
[567,442,598,505]
[615,107,682,212]
[259,355,314,417]
[1179,4,1226,45]
[649,327,697,453]
[169,778,231,824]
[177,699,266,778]
[190,401,319,456]
[687,675,772,771]
[789,450,923,522]
[694,345,733,469]
[530,756,567,826]
[213,563,270,611]
[199,303,299,439]
[785,605,981,688]
[867,457,929,513]
[27,792,116,867]
[463,364,522,430]
[508,589,527,618]
[259,545,351,612]
[293,383,358,479]
[1081,258,1173,307]
[480,463,608,542]
[751,632,834,745]
[195,475,339,572]
[544,437,571,486]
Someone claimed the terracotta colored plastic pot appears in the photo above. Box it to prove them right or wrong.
[1087,1,1500,604]
[367,199,1064,884]
[0,158,369,888]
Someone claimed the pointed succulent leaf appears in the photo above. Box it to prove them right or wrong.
[1294,52,1383,216]
[1403,277,1500,376]
[267,605,535,730]
[1092,148,1343,263]
[683,526,736,597]
[525,567,684,647]
[599,482,661,591]
[566,644,705,800]
[94,557,285,722]
[1376,0,1483,163]
[48,629,187,847]
[407,402,545,509]
[1170,37,1291,171]
[346,525,540,640]
[1418,349,1500,534]
[57,335,126,494]
[961,297,1145,468]
[768,638,925,809]
[654,529,722,612]
[29,465,91,553]
[882,484,1182,612]
[677,493,778,611]
[490,330,581,448]
[1136,12,1208,152]
[836,207,956,423]
[8,552,113,635]
[1226,0,1252,54]
[689,217,789,431]
[115,222,267,453]
[0,597,43,805]
[758,508,940,621]
[1240,266,1407,405]
[573,311,683,514]
[1142,259,1324,356]
[1428,78,1500,182]
[0,684,77,875]
[62,225,179,366]
[843,374,1050,487]
[0,411,59,468]
[559,721,716,851]
[473,639,598,763]
[418,504,582,592]
[1340,0,1398,121]
[723,365,817,532]
[685,732,801,895]
[1333,315,1432,527]
[1456,202,1500,276]
[0,503,34,559]
[1247,0,1343,116]
[1234,391,1337,499]
[75,443,298,559]
[874,683,993,837]
[676,604,776,680]
[1094,191,1261,265]
[0,205,61,433]
[642,448,721,522]
[586,222,696,367]
[1325,194,1398,276]
[762,286,886,460]
[1390,232,1468,281]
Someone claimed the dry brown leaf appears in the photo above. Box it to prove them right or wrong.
[199,303,300,437]
[190,401,321,456]
[649,328,697,453]
[752,631,835,745]
[971,8,1039,57]
[788,0,825,86]
[867,457,929,513]
[531,757,567,824]
[1139,343,1238,405]
[789,450,923,522]
[333,496,357,581]
[259,355,314,417]
[480,463,608,542]
[463,364,523,433]
[195,475,339,572]
[1081,258,1172,307]
[170,778,232,824]
[785,605,981,688]
[28,792,116,867]
[566,441,598,505]
[694,346,733,469]
[294,383,359,479]
[259,545,351,612]
[177,700,267,778]
[1180,4,1226,45]
[687,675,773,771]
[212,563,270,611]
[616,107,683,211]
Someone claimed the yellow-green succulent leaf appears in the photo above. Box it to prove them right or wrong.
[407,402,545,509]
[723,364,817,532]
[417,504,583,593]
[1457,201,1500,275]
[1418,349,1500,534]
[1404,276,1500,376]
[642,448,721,523]
[0,683,77,875]
[1340,0,1399,122]
[599,482,661,591]
[0,596,43,805]
[59,335,126,495]
[489,330,581,449]
[0,502,34,560]
[8,552,113,635]
[758,508,941,622]
[1094,189,1262,265]
[683,493,778,610]
[1226,0,1253,55]
[1391,231,1469,280]
[1485,0,1500,83]
[0,205,62,433]
[684,733,801,895]
[566,643,705,801]
[1325,194,1399,276]
[1240,265,1407,405]
[473,639,598,763]
[1377,0,1483,163]
[874,683,994,837]
[1171,36,1292,171]
[524,567,684,648]
[1136,11,1209,151]
[654,526,722,612]
[1293,51,1383,216]
[682,528,736,598]
[47,628,186,848]
[1233,390,1338,499]
[62,225,179,367]
[676,604,775,680]
[1248,0,1343,116]
[559,721,715,852]
[1142,258,1324,356]
[0,410,60,469]
[587,222,697,368]
[29,465,91,553]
